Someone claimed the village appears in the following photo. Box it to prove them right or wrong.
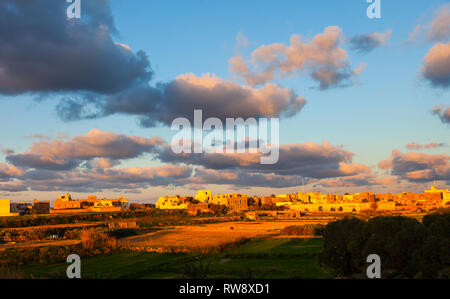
[155,186,450,218]
[0,194,129,217]
[2,186,448,218]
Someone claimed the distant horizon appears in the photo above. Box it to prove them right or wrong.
[0,0,448,204]
[5,183,448,205]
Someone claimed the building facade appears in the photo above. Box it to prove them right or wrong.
[33,200,50,214]
[53,194,129,212]
[224,196,248,211]
[195,190,212,203]
[0,199,13,217]
[10,202,32,215]
[156,196,188,209]
[425,186,450,205]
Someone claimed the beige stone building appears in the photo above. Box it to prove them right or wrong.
[425,186,450,205]
[195,190,212,203]
[53,194,128,212]
[156,196,188,209]
[210,193,248,211]
[287,201,396,213]
[211,193,245,205]
[225,196,248,211]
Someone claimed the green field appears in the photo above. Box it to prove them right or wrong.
[20,238,334,279]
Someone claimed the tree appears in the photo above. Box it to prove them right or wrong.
[362,216,426,278]
[208,204,228,216]
[319,217,366,276]
[421,212,450,278]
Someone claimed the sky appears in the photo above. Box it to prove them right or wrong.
[0,0,448,203]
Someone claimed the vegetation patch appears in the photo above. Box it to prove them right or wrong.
[319,211,450,278]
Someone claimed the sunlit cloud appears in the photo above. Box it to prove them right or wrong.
[379,150,450,182]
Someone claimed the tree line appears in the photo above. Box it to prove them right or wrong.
[319,209,450,278]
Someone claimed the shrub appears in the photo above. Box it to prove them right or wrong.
[420,212,450,278]
[182,261,211,279]
[319,217,366,276]
[80,228,116,250]
[281,224,325,236]
[0,265,24,279]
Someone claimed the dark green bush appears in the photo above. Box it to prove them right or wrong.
[319,212,450,278]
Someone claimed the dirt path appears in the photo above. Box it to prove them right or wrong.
[0,239,80,251]
[0,222,103,232]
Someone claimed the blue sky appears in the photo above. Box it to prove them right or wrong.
[0,0,448,202]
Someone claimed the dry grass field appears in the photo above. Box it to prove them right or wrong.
[120,220,330,250]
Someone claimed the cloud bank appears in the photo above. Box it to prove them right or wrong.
[56,73,307,127]
[0,130,380,192]
[6,129,164,170]
[229,26,388,90]
[409,4,450,89]
[379,150,450,182]
[406,142,445,150]
[422,42,450,88]
[0,0,151,95]
[432,105,450,124]
[229,26,361,90]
